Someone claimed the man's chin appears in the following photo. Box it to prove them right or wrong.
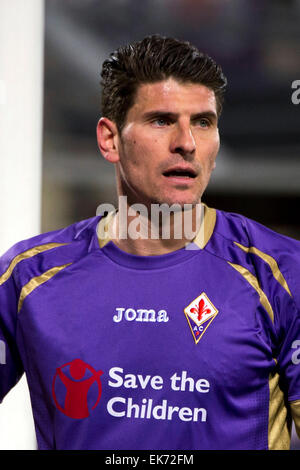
[151,196,202,210]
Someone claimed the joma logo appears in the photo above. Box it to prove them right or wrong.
[113,307,169,323]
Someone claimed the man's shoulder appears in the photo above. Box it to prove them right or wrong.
[213,207,300,302]
[214,207,300,252]
[0,215,101,273]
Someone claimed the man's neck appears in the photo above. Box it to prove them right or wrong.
[107,203,203,256]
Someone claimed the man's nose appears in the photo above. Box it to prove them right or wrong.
[170,124,196,156]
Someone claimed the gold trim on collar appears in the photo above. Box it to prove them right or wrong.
[97,204,216,250]
[18,263,72,313]
[234,242,292,297]
[228,262,274,323]
[97,211,116,248]
[0,243,69,286]
[193,204,216,249]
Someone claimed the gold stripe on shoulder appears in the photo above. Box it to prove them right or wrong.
[228,262,274,323]
[234,242,292,297]
[0,243,69,286]
[18,263,72,313]
[193,204,216,249]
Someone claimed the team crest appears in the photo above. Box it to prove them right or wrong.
[184,292,218,344]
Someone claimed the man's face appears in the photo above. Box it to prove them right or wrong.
[114,77,220,207]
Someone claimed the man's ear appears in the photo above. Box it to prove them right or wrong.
[96,117,120,163]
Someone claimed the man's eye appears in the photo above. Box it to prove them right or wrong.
[197,119,210,128]
[153,118,168,126]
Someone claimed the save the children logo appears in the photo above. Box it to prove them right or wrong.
[184,292,219,344]
[52,362,210,423]
[52,359,103,419]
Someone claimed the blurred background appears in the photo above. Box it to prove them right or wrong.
[1,0,300,450]
[43,0,300,242]
[43,0,300,450]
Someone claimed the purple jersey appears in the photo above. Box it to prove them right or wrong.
[0,205,300,450]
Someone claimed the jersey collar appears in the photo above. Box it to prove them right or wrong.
[97,203,216,250]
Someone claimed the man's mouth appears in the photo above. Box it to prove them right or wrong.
[162,167,197,179]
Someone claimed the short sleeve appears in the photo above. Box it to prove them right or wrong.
[0,251,24,402]
[280,247,300,438]
[274,287,300,438]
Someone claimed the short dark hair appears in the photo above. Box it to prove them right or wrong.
[100,34,227,132]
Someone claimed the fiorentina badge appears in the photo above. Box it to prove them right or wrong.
[184,292,219,344]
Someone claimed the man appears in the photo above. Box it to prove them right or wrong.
[0,35,300,450]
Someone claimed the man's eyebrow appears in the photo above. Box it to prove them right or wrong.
[142,110,218,121]
[142,111,178,121]
[191,111,218,121]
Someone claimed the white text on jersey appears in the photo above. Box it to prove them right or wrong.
[113,307,169,323]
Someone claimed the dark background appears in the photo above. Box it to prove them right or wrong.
[42,0,300,448]
[42,0,300,239]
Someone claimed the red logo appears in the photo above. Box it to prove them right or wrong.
[52,359,103,419]
[184,293,219,344]
[190,298,211,323]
